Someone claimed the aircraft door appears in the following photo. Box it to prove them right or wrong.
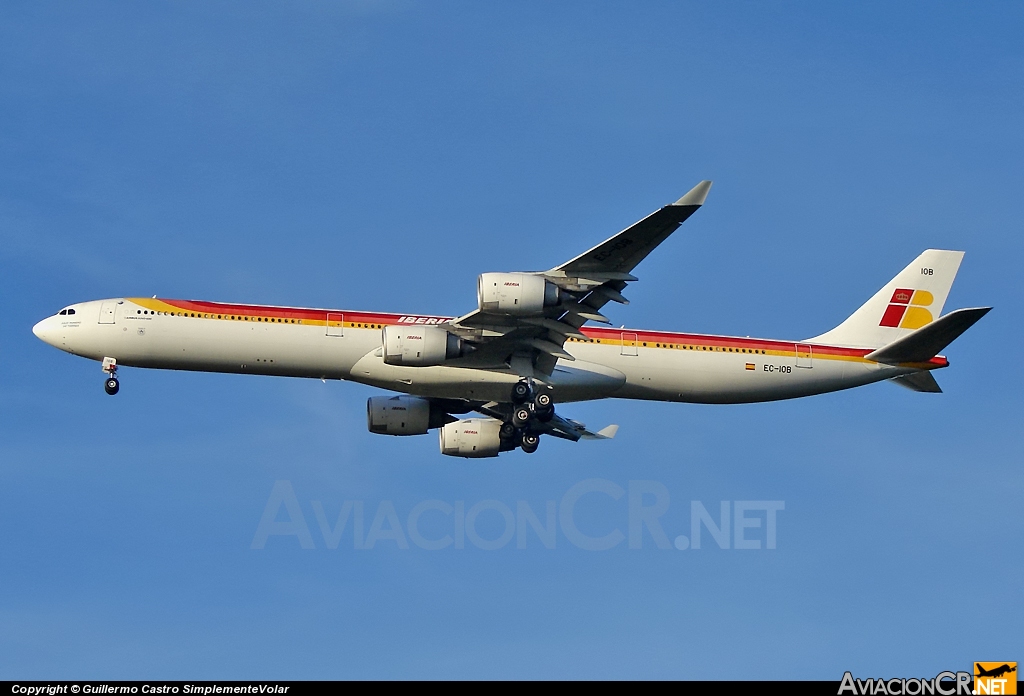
[99,301,116,324]
[795,343,813,368]
[621,332,638,356]
[326,313,344,337]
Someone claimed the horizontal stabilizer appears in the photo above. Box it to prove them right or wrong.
[890,372,942,393]
[866,307,991,364]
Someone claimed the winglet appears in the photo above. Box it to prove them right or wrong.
[581,424,619,440]
[674,180,712,207]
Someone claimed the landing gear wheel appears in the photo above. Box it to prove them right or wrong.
[533,392,554,422]
[512,406,532,428]
[521,433,540,454]
[511,381,532,404]
[499,422,516,440]
[104,378,120,395]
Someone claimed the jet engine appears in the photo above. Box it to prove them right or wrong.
[382,325,463,366]
[477,273,561,315]
[438,418,504,458]
[367,395,451,436]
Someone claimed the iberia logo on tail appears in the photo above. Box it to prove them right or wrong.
[880,288,934,329]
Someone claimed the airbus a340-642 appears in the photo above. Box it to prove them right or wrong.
[33,182,990,457]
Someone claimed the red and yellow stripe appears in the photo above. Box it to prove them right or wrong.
[567,326,947,368]
[128,298,948,369]
[129,297,448,331]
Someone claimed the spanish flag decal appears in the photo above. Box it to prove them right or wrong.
[745,363,755,371]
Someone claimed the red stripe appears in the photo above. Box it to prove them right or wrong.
[156,298,912,360]
[157,299,450,325]
[577,326,873,358]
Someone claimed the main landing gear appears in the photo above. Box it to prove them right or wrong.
[504,379,554,454]
[102,357,119,396]
[521,432,540,454]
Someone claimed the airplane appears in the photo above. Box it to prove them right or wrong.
[32,181,991,457]
[976,664,1016,679]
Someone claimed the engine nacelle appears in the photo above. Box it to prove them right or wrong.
[367,396,432,435]
[439,418,503,458]
[478,273,561,315]
[382,324,462,366]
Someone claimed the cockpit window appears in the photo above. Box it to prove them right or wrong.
[58,308,76,316]
[67,308,75,315]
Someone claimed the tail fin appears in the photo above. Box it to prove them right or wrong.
[808,249,965,348]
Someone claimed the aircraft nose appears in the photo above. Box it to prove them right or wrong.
[32,317,56,345]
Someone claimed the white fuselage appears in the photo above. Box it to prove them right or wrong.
[32,297,929,405]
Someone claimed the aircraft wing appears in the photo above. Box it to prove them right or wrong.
[446,180,712,377]
[552,180,712,277]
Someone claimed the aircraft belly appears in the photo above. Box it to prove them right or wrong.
[348,352,625,403]
[583,345,892,404]
[544,360,626,402]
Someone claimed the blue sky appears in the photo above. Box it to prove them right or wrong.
[1,1,1021,680]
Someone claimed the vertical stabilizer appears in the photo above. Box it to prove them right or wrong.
[808,249,964,348]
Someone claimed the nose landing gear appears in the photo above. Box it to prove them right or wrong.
[102,357,119,396]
